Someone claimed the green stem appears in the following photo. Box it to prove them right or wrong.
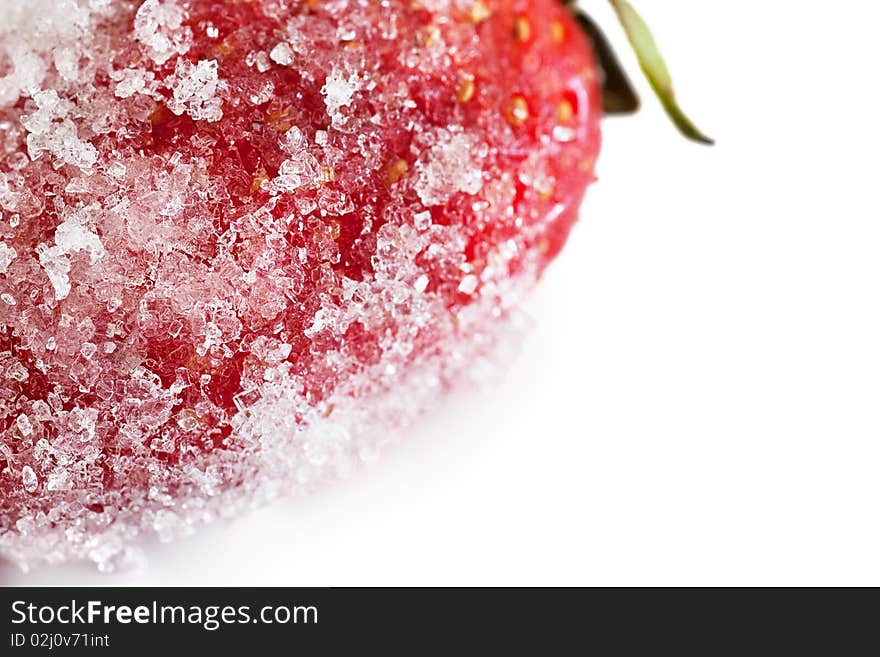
[564,0,714,145]
[607,0,713,144]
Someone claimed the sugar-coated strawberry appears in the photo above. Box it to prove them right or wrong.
[0,0,603,569]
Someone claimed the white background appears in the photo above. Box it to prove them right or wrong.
[5,0,880,585]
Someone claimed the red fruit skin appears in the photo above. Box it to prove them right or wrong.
[0,0,600,568]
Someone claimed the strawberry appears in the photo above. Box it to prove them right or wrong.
[0,0,707,569]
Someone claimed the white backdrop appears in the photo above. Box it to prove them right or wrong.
[5,0,880,586]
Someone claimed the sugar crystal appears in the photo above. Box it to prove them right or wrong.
[21,467,38,494]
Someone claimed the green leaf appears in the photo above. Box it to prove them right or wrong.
[608,0,714,144]
[574,11,640,115]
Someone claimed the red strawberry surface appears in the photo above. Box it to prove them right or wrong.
[0,0,601,569]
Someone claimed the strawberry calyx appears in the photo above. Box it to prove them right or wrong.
[573,11,639,116]
[566,0,714,144]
